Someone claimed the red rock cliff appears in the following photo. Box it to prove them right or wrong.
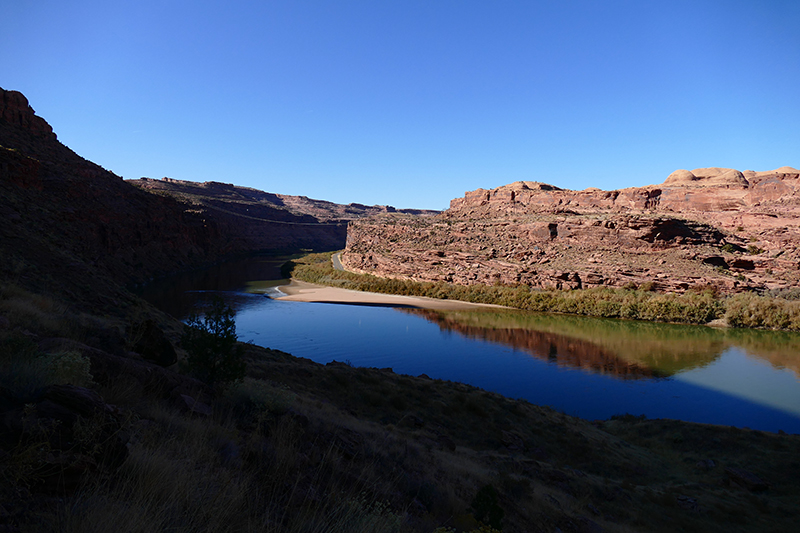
[343,167,800,294]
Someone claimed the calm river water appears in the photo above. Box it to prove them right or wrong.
[141,255,800,434]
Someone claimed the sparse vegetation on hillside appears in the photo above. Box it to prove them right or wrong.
[287,252,800,330]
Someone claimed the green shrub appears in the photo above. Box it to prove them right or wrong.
[46,350,94,387]
[747,245,764,255]
[181,297,246,386]
[725,293,800,330]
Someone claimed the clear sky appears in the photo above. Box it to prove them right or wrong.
[3,1,798,210]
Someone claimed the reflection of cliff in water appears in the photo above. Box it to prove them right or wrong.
[406,307,800,379]
[407,309,667,379]
[409,308,735,376]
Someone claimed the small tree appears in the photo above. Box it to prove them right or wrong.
[181,297,246,387]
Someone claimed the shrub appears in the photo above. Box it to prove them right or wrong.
[470,484,504,530]
[725,293,800,330]
[46,350,94,387]
[181,297,246,386]
[0,334,93,399]
[225,377,294,415]
[747,245,764,255]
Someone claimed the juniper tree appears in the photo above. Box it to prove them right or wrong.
[181,296,245,387]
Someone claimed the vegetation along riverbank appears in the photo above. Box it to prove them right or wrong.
[287,252,800,331]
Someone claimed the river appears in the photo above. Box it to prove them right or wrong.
[140,254,800,433]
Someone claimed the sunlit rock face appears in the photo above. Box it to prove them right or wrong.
[344,166,800,294]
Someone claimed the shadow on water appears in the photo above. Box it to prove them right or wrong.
[137,253,294,317]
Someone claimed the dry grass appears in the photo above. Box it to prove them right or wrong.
[33,396,411,533]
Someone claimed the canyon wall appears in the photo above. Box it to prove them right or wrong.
[343,168,800,294]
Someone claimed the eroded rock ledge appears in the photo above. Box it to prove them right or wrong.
[343,167,800,293]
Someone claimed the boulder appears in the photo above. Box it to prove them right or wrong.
[179,394,213,417]
[501,430,525,451]
[130,319,178,367]
[725,467,770,492]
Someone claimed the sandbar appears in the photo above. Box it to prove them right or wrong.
[273,280,505,310]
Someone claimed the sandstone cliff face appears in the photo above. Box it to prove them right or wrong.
[343,168,800,294]
[0,90,56,141]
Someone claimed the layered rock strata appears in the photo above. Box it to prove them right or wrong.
[343,168,800,293]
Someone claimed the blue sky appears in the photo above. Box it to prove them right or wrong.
[3,1,798,210]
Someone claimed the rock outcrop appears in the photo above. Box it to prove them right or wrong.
[343,167,800,294]
[0,90,56,141]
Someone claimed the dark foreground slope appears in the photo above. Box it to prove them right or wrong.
[2,90,800,532]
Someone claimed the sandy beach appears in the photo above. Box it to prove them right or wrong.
[273,280,504,310]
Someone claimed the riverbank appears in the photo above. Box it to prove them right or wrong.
[274,279,507,310]
[285,252,800,331]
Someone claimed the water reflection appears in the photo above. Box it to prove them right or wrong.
[136,254,293,317]
[404,308,800,380]
[405,309,666,379]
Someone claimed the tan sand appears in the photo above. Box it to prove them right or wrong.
[273,280,505,310]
